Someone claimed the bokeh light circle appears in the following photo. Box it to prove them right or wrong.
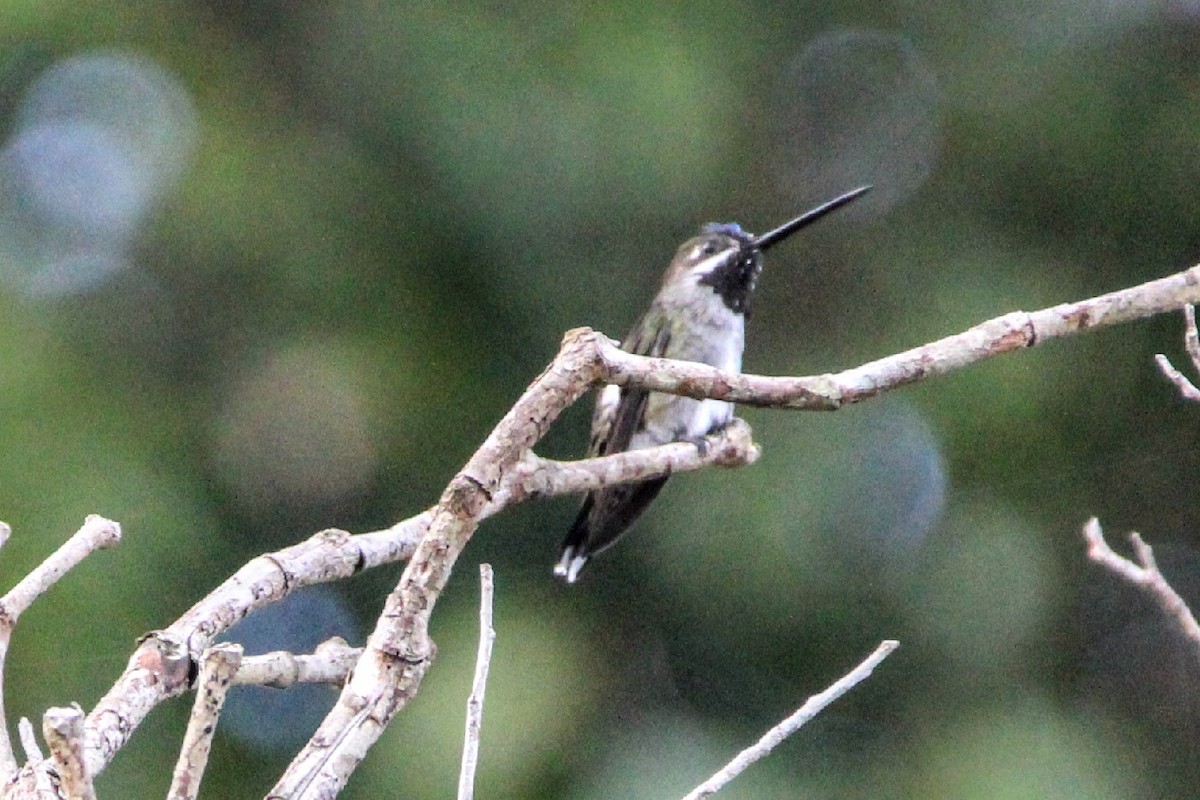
[772,29,940,215]
[0,51,197,296]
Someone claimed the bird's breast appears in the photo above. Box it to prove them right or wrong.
[631,309,743,446]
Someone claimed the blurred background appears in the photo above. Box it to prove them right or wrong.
[1,2,1199,797]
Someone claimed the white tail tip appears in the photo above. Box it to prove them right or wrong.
[553,550,587,584]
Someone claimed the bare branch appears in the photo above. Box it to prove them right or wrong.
[3,263,1181,794]
[1155,304,1200,400]
[0,517,120,781]
[1184,303,1200,372]
[82,425,748,781]
[681,640,900,800]
[15,719,40,765]
[494,418,758,510]
[232,638,360,689]
[458,565,496,800]
[1154,353,1200,400]
[1,516,121,623]
[43,705,94,800]
[167,644,242,800]
[271,327,602,798]
[82,524,423,778]
[602,265,1200,410]
[273,265,1200,797]
[1083,519,1200,662]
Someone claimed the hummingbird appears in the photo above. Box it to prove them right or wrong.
[553,185,871,584]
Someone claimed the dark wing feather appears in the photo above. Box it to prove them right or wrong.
[560,475,668,561]
[555,317,673,580]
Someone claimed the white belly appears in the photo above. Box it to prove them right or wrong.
[628,325,741,448]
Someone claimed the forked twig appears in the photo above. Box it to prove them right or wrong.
[1083,519,1200,661]
[0,516,120,781]
[1155,304,1200,401]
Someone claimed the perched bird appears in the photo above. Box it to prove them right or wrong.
[554,186,871,583]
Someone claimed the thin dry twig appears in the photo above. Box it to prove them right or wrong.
[0,516,121,623]
[505,418,759,506]
[167,643,243,800]
[233,638,359,689]
[599,265,1200,410]
[43,704,94,800]
[458,564,496,800]
[0,516,120,781]
[680,640,900,800]
[1184,303,1200,367]
[15,719,39,765]
[1155,304,1200,401]
[1083,519,1200,661]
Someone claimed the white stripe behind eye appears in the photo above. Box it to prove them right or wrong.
[689,249,731,277]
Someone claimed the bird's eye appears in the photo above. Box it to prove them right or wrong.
[699,243,718,256]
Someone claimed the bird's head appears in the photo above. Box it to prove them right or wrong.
[659,185,872,315]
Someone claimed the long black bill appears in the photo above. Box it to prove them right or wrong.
[754,185,872,251]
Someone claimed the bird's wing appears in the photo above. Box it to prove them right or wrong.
[592,314,671,455]
[555,316,673,581]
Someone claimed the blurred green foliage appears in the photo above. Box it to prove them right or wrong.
[2,1,1200,797]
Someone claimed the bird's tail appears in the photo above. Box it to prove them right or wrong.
[553,478,668,583]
